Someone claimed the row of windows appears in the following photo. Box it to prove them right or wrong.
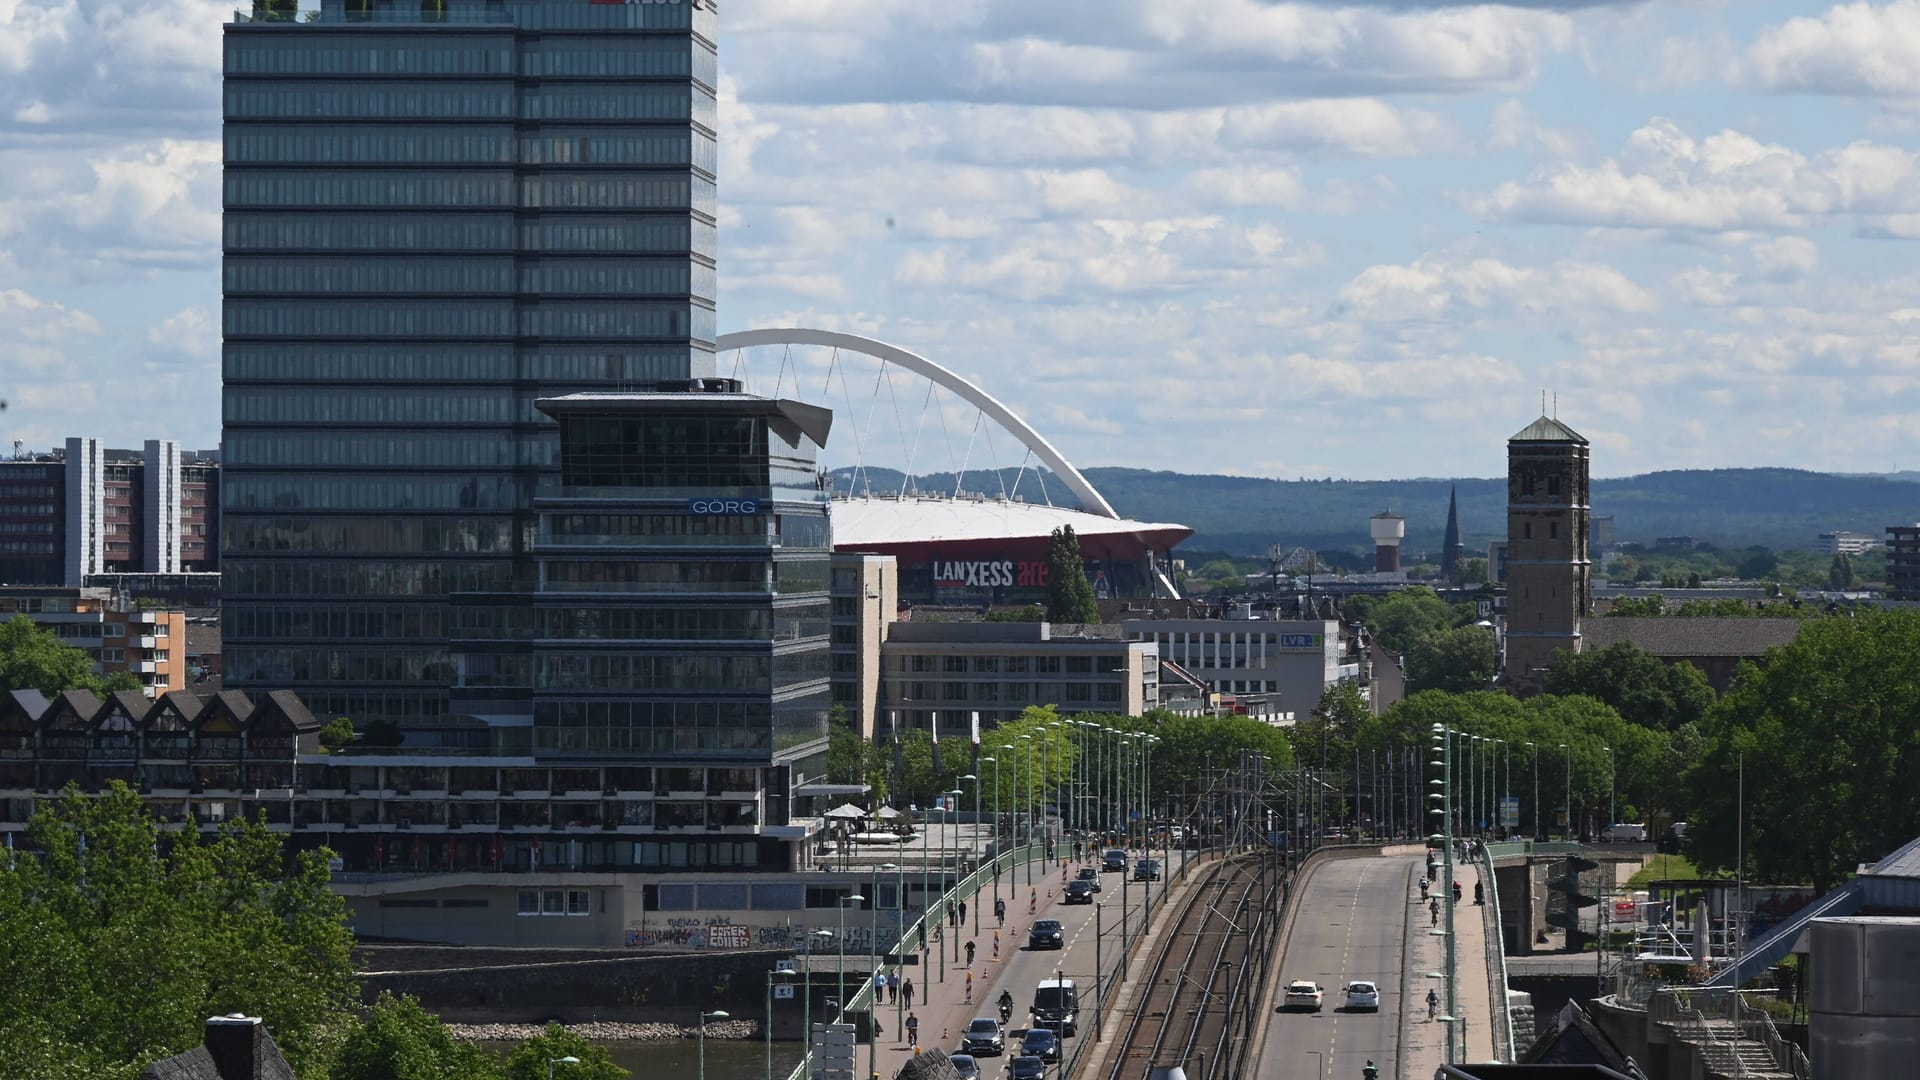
[223,299,712,342]
[522,130,716,171]
[541,560,770,594]
[225,429,554,470]
[537,653,771,692]
[540,603,830,643]
[895,654,1128,674]
[227,603,448,642]
[523,83,714,127]
[227,646,456,685]
[228,128,718,172]
[222,516,519,556]
[222,342,705,383]
[223,257,712,300]
[223,557,517,598]
[226,386,516,424]
[538,512,830,551]
[886,681,1120,705]
[223,213,716,259]
[226,33,714,79]
[225,171,709,212]
[226,474,526,511]
[0,541,56,554]
[226,82,516,119]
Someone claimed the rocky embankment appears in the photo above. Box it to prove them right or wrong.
[449,1019,758,1042]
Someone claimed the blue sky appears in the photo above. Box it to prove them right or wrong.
[5,0,1920,480]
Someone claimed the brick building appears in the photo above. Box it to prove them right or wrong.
[0,439,219,586]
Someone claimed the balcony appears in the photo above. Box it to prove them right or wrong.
[133,661,157,674]
[137,636,157,649]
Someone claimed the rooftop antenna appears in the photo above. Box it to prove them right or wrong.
[1553,392,1558,419]
[1540,389,1547,415]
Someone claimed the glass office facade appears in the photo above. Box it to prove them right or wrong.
[529,392,834,767]
[221,0,718,731]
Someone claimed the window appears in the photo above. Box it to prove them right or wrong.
[517,890,540,916]
[1549,522,1559,540]
[543,890,566,915]
[567,890,591,915]
[1548,475,1561,496]
[1524,523,1533,540]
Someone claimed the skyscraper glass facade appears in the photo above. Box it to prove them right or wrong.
[221,0,718,732]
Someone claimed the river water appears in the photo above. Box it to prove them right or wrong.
[559,1039,804,1079]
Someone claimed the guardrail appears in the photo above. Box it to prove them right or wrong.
[785,841,1050,1080]
[1475,845,1518,1062]
[1483,839,1584,861]
[1732,990,1811,1079]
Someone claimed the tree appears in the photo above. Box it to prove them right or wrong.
[502,1025,627,1080]
[0,784,357,1078]
[1449,558,1490,587]
[333,993,502,1080]
[1828,554,1855,590]
[1686,611,1920,891]
[1345,587,1471,655]
[1736,547,1779,581]
[1543,642,1714,732]
[0,615,118,696]
[825,706,888,807]
[985,604,1046,623]
[1404,625,1496,694]
[319,716,356,753]
[1044,526,1100,624]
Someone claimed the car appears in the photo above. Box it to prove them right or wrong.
[1344,981,1380,1011]
[1009,1055,1047,1079]
[1064,879,1095,904]
[1076,867,1103,891]
[1283,980,1324,1011]
[1021,1027,1061,1062]
[1660,822,1688,854]
[1132,859,1162,882]
[959,1017,1004,1057]
[1101,848,1129,872]
[1602,823,1649,843]
[949,1053,981,1079]
[1028,918,1065,950]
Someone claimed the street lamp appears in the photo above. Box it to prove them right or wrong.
[765,967,789,1080]
[1558,742,1571,842]
[1525,741,1537,841]
[802,926,832,1063]
[982,755,1000,913]
[1603,744,1614,836]
[837,892,865,1021]
[1019,734,1036,885]
[957,775,979,933]
[871,861,895,1080]
[698,1011,729,1080]
[547,1056,579,1080]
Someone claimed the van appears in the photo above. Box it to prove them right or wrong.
[1032,976,1079,1037]
[1602,823,1649,843]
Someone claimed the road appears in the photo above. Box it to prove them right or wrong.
[890,847,1185,1075]
[1256,854,1423,1080]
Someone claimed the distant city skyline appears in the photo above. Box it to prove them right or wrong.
[6,1,1920,478]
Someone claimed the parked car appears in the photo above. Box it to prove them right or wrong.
[1344,980,1380,1011]
[1021,1026,1061,1062]
[1076,867,1103,891]
[1064,879,1095,904]
[1009,1055,1047,1079]
[1660,822,1688,854]
[1028,918,1065,950]
[949,1053,981,1079]
[1132,859,1161,882]
[1602,823,1649,843]
[1102,848,1129,872]
[1283,980,1324,1011]
[959,1017,1004,1057]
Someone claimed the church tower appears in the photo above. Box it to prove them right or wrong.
[1441,485,1466,580]
[1504,415,1590,691]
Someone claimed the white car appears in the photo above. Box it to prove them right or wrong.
[1602,823,1649,843]
[1344,981,1380,1011]
[1283,980,1324,1011]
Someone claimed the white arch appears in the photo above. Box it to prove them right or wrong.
[715,327,1120,519]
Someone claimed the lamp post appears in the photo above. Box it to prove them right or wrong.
[1603,744,1614,836]
[837,893,864,1025]
[957,775,978,934]
[548,1056,579,1080]
[1559,742,1571,841]
[1526,740,1538,841]
[945,787,963,970]
[871,862,894,1080]
[803,926,832,1067]
[1019,734,1036,885]
[698,1010,729,1080]
[765,967,785,1080]
[983,754,1000,913]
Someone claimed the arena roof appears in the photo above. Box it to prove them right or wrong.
[830,494,1191,551]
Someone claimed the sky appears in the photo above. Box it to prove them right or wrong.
[5,1,1920,481]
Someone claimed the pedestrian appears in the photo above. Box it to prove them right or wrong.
[965,939,976,966]
[874,972,886,1001]
[959,900,967,926]
[947,901,956,927]
[906,1012,919,1047]
[917,924,926,952]
[888,971,899,1003]
[994,897,1006,925]
[902,978,914,1010]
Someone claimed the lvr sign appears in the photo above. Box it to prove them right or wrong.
[1278,634,1322,649]
[688,498,760,515]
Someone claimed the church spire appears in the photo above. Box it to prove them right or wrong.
[1441,484,1465,579]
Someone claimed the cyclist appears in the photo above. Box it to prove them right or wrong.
[1426,988,1440,1022]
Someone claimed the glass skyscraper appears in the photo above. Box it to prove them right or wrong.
[220,0,718,734]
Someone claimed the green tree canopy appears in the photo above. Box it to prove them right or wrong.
[1542,642,1714,732]
[0,614,130,696]
[1404,625,1496,694]
[1686,611,1920,890]
[1044,526,1100,623]
[825,705,888,807]
[0,784,357,1079]
[500,1024,628,1080]
[333,993,502,1080]
[1345,587,1473,655]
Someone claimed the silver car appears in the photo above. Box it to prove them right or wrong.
[959,1017,1004,1056]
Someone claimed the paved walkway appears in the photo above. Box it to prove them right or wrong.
[1400,856,1497,1075]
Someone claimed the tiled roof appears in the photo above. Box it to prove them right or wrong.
[1509,415,1588,443]
[1581,617,1803,658]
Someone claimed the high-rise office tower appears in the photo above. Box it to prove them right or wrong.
[221,0,718,733]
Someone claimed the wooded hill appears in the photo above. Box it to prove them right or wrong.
[827,466,1920,558]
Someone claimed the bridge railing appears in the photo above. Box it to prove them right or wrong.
[1474,844,1518,1062]
[1484,839,1584,861]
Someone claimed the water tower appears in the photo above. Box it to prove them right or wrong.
[1370,510,1405,573]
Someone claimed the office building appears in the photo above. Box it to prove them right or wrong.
[0,441,218,587]
[1121,616,1354,719]
[880,622,1158,738]
[1817,530,1880,556]
[1503,416,1592,690]
[829,553,897,739]
[1887,525,1920,601]
[221,0,719,730]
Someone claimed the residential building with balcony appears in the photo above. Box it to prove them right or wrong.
[0,440,218,587]
[0,587,191,696]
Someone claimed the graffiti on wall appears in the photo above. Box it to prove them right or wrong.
[627,914,902,952]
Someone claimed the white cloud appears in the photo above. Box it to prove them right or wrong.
[147,306,215,359]
[1475,119,1920,235]
[1745,1,1920,99]
[1334,257,1658,322]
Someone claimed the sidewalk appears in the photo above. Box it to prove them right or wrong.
[1401,858,1497,1075]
